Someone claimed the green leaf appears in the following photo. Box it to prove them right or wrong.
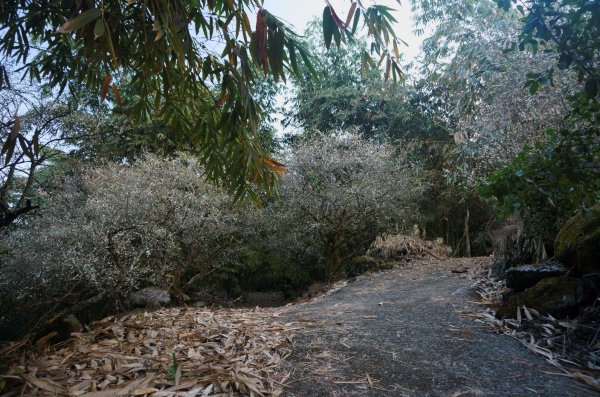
[529,80,540,95]
[557,53,572,70]
[17,135,31,158]
[93,18,105,39]
[352,8,361,34]
[286,41,300,76]
[323,6,335,50]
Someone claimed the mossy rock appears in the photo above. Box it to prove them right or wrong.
[555,205,600,275]
[496,276,598,319]
[36,314,82,345]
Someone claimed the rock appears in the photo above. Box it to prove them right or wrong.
[505,258,568,291]
[496,276,598,319]
[245,291,286,307]
[36,314,82,345]
[555,205,600,275]
[131,287,171,308]
[584,273,600,288]
[488,257,511,279]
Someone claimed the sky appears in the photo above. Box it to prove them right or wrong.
[260,0,424,61]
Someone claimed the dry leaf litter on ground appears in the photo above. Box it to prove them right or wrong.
[1,307,300,396]
[465,264,600,392]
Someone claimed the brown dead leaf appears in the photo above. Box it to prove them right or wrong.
[23,374,65,394]
[448,328,471,335]
[3,307,293,396]
[366,373,374,389]
[133,387,160,395]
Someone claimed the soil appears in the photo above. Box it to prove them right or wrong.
[280,257,598,396]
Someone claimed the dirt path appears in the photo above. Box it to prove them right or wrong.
[280,258,597,396]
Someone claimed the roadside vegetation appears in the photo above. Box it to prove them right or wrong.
[0,0,598,367]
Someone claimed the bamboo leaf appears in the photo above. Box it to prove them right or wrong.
[10,116,20,141]
[112,84,122,106]
[32,131,39,155]
[17,135,31,158]
[255,11,268,72]
[346,2,357,28]
[4,139,15,165]
[323,6,335,50]
[57,8,101,34]
[352,8,361,34]
[286,40,300,76]
[101,74,111,103]
[93,18,105,39]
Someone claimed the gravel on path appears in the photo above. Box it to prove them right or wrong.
[281,258,597,397]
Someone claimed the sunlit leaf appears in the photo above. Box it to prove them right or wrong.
[93,19,105,40]
[57,8,102,34]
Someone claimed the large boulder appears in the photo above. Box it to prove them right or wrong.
[555,205,600,275]
[504,258,567,291]
[496,276,598,319]
[131,287,171,308]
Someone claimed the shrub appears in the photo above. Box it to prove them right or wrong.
[481,130,600,259]
[0,155,240,338]
[368,234,452,260]
[203,135,426,294]
[259,134,425,280]
[0,136,425,338]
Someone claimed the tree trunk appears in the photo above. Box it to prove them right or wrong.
[464,208,471,258]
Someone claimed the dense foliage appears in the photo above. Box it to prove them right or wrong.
[0,0,597,344]
[409,0,598,258]
[0,156,236,337]
[0,0,402,199]
[260,134,423,280]
[0,135,423,338]
[477,0,600,257]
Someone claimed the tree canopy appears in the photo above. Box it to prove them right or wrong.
[0,0,403,199]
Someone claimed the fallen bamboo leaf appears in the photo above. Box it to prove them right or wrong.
[366,373,373,388]
[23,374,65,394]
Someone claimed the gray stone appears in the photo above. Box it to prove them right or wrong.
[505,258,567,291]
[488,257,511,279]
[245,291,286,307]
[131,287,171,308]
[497,276,598,319]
